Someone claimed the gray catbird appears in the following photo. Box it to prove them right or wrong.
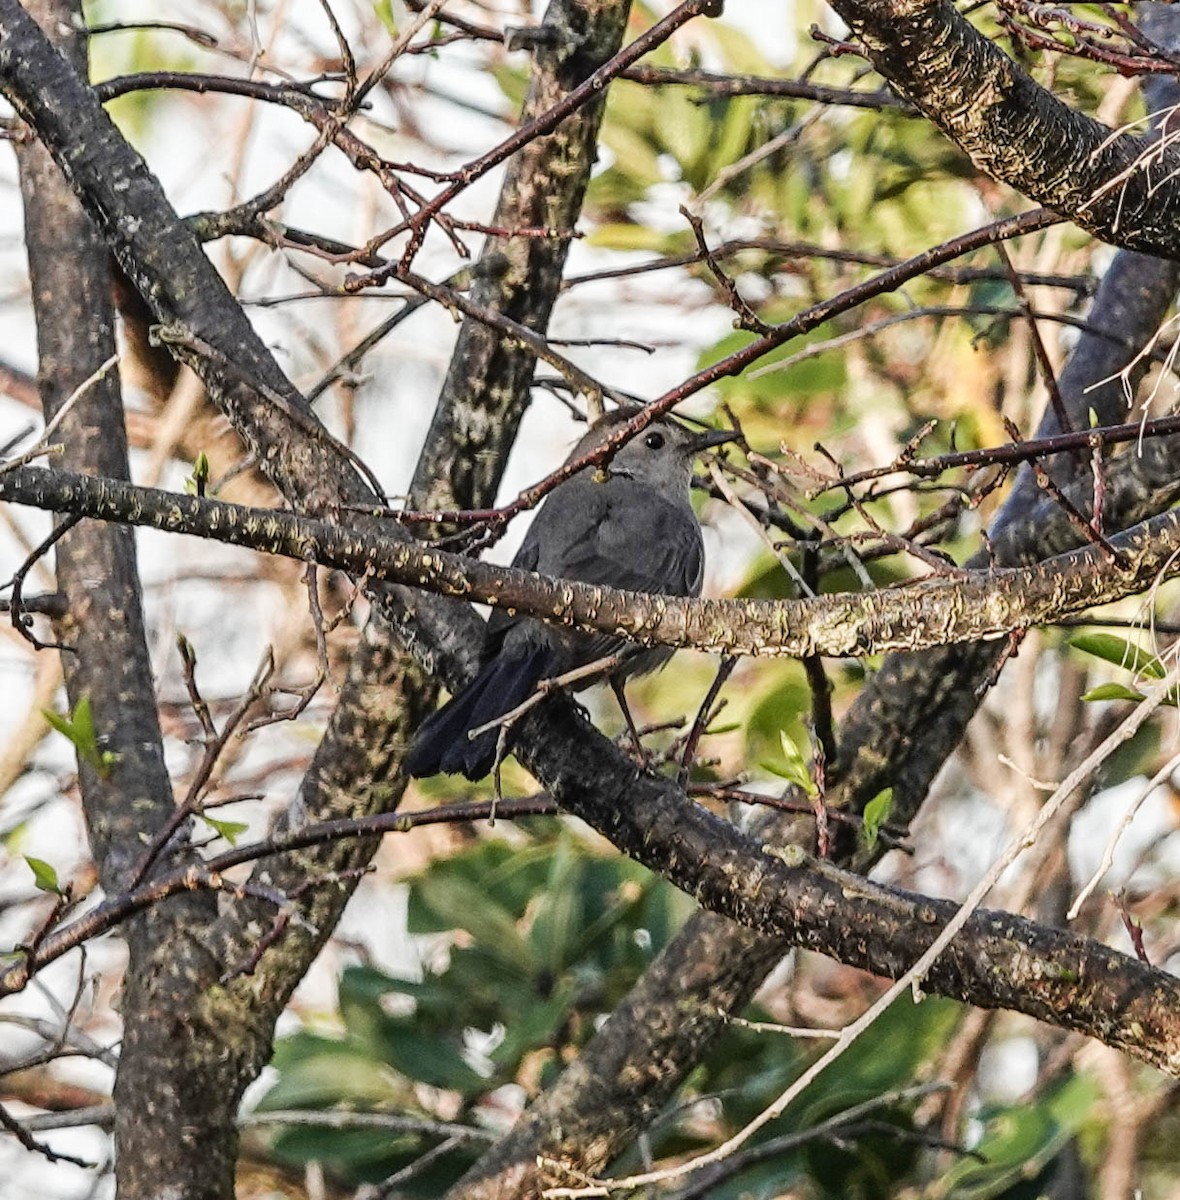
[404,409,732,779]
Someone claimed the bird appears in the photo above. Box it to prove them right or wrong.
[404,408,733,780]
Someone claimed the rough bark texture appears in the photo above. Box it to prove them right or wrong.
[12,4,221,1196]
[13,0,167,901]
[5,721,1174,1074]
[828,0,1180,260]
[506,701,1180,1076]
[9,462,1180,660]
[1,6,418,1193]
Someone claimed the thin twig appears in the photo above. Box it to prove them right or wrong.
[677,657,736,784]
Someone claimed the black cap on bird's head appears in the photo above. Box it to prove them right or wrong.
[573,409,736,493]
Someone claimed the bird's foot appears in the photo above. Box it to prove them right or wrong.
[616,731,655,771]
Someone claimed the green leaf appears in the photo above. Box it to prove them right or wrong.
[790,997,964,1197]
[26,856,66,896]
[762,730,818,796]
[1071,632,1165,678]
[373,0,397,35]
[43,696,117,778]
[1072,634,1180,704]
[411,870,537,975]
[259,832,692,1186]
[256,1037,404,1110]
[743,664,811,781]
[200,814,249,845]
[942,1074,1100,1198]
[1081,682,1147,704]
[653,86,711,174]
[861,788,894,849]
[378,1024,486,1093]
[185,451,210,497]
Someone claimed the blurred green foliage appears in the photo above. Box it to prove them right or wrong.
[257,822,1109,1195]
[254,829,695,1188]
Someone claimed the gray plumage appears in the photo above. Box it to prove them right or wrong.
[404,410,730,780]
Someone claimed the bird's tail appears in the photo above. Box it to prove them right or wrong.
[404,640,559,780]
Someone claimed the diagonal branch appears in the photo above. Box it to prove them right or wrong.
[827,0,1180,259]
[2,766,1178,1073]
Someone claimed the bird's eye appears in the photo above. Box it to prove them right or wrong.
[644,431,666,450]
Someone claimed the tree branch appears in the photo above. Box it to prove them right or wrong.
[10,4,217,1197]
[827,0,1180,259]
[3,750,1178,1075]
[7,463,1180,660]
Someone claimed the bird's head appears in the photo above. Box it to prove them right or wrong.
[576,409,734,495]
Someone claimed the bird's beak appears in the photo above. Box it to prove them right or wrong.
[688,428,738,454]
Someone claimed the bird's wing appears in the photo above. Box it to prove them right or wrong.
[486,474,703,670]
[517,475,705,670]
[541,475,704,598]
[563,497,703,671]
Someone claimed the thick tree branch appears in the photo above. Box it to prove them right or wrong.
[826,0,1180,259]
[515,709,1180,1081]
[4,784,1177,1073]
[350,0,721,271]
[0,0,369,511]
[6,463,1180,660]
[11,5,223,1198]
